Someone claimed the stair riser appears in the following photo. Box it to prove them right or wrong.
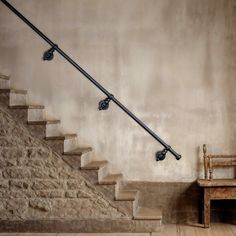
[46,140,64,154]
[28,109,45,121]
[81,151,94,167]
[63,151,94,171]
[80,170,98,185]
[134,219,162,232]
[0,79,10,89]
[9,93,27,106]
[113,201,133,217]
[133,191,140,216]
[62,155,82,169]
[0,93,10,106]
[80,173,134,218]
[27,124,46,140]
[28,123,61,140]
[8,108,28,123]
[46,138,78,154]
[98,165,109,182]
[115,179,123,198]
[46,123,61,137]
[64,138,78,153]
[96,185,116,201]
[9,108,45,123]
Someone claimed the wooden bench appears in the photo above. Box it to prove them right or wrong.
[197,144,236,227]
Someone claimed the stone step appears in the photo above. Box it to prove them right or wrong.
[0,89,28,106]
[134,207,162,220]
[63,147,94,169]
[116,190,138,201]
[45,134,77,140]
[10,105,45,109]
[100,174,123,185]
[0,75,10,89]
[27,120,61,138]
[81,160,109,184]
[82,160,108,170]
[10,105,45,121]
[45,134,78,153]
[64,147,93,155]
[0,218,162,233]
[115,190,140,217]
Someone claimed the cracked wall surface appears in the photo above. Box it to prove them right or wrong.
[0,106,124,220]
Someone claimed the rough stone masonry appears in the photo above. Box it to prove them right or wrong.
[0,105,124,220]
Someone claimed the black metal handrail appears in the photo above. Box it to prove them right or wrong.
[1,0,181,161]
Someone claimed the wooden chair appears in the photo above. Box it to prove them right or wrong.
[203,144,236,180]
[198,144,236,227]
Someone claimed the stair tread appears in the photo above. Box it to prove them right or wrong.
[64,147,92,155]
[10,105,44,109]
[27,120,60,125]
[45,134,77,140]
[82,160,108,170]
[134,207,162,220]
[0,89,27,94]
[116,190,138,201]
[0,75,10,80]
[99,174,123,185]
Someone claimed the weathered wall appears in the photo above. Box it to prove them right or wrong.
[0,0,236,181]
[0,105,124,220]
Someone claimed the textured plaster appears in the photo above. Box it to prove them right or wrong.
[0,0,236,181]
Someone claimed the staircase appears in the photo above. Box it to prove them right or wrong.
[0,74,162,233]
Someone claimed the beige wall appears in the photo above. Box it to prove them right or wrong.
[0,0,236,182]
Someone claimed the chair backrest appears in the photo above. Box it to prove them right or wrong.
[203,144,236,180]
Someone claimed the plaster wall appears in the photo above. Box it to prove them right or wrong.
[0,0,236,182]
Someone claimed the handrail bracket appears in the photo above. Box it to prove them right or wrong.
[43,44,58,61]
[98,94,114,111]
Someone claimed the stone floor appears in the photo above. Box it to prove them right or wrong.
[0,223,235,236]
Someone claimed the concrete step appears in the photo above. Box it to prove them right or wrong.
[45,134,78,153]
[27,119,61,137]
[116,190,138,201]
[134,207,162,220]
[0,75,10,89]
[0,89,28,106]
[10,105,45,121]
[100,174,123,185]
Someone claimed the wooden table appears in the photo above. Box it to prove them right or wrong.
[197,179,236,228]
